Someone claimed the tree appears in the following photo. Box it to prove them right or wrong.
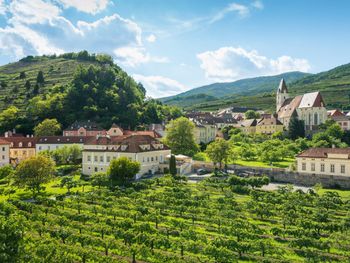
[14,155,55,197]
[19,71,26,79]
[245,110,260,119]
[288,115,305,140]
[164,117,199,156]
[0,165,14,180]
[36,70,45,85]
[24,80,31,91]
[326,123,344,140]
[205,138,231,169]
[90,172,109,188]
[0,106,20,133]
[169,155,177,176]
[107,157,140,186]
[60,177,77,193]
[0,215,23,263]
[33,118,61,136]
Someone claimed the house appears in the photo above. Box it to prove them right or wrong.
[193,121,217,144]
[82,134,171,178]
[107,124,124,136]
[256,116,284,135]
[296,148,350,176]
[328,109,345,118]
[165,154,193,175]
[276,79,327,131]
[63,120,106,137]
[3,137,36,165]
[0,139,10,167]
[330,115,350,131]
[123,130,162,139]
[239,119,258,134]
[36,136,90,152]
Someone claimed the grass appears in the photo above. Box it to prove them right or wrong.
[233,158,294,169]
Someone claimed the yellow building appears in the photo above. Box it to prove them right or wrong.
[297,148,350,176]
[239,119,257,134]
[3,137,36,165]
[82,134,171,178]
[256,117,284,135]
[193,123,217,144]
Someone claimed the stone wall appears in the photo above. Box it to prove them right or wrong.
[193,161,350,189]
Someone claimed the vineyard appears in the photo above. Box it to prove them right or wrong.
[2,175,350,262]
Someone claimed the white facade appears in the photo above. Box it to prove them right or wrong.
[82,148,171,177]
[0,143,10,167]
[36,143,84,152]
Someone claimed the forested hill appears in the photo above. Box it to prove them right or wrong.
[0,51,181,134]
[160,71,309,107]
[163,63,350,112]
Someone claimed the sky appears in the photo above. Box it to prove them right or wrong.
[0,0,350,98]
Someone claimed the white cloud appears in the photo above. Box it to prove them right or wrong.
[252,0,264,10]
[0,0,6,15]
[197,46,311,82]
[146,34,156,43]
[57,0,109,14]
[133,74,186,98]
[114,46,168,67]
[210,3,250,23]
[8,0,61,24]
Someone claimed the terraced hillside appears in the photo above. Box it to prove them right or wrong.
[0,56,101,112]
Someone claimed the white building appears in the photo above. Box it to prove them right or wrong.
[36,136,89,152]
[276,79,327,131]
[296,148,350,176]
[82,134,171,178]
[0,139,10,166]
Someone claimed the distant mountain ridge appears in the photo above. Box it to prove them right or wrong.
[171,62,350,112]
[161,71,310,107]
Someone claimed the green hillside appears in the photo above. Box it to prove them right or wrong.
[161,71,309,107]
[0,54,104,112]
[0,52,180,134]
[165,63,350,112]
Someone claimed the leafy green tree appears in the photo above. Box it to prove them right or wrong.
[14,155,55,197]
[0,165,14,180]
[36,70,45,84]
[34,118,61,136]
[245,110,260,119]
[326,123,344,140]
[90,172,109,188]
[108,157,140,186]
[0,214,24,263]
[19,71,26,79]
[288,115,305,140]
[169,155,177,176]
[205,138,231,169]
[0,106,20,133]
[165,117,199,156]
[60,177,77,193]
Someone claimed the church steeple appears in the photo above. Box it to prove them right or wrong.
[276,78,289,112]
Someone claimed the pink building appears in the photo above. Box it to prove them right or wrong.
[63,120,107,137]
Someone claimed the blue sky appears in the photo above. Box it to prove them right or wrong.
[0,0,350,98]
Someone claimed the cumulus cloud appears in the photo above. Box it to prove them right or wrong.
[0,0,167,68]
[197,46,311,82]
[57,0,109,14]
[133,74,186,98]
[146,34,156,43]
[114,46,168,67]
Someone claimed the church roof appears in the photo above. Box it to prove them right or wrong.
[298,92,325,108]
[277,95,302,119]
[277,78,288,93]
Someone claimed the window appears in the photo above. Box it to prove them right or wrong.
[321,164,325,172]
[156,156,158,161]
[151,157,154,162]
[100,156,104,162]
[331,164,335,173]
[94,156,98,162]
[2,155,4,160]
[314,113,318,125]
[147,157,150,162]
[39,146,42,150]
[107,156,111,162]
[18,142,22,147]
[94,167,98,172]
[311,163,315,172]
[28,142,32,147]
[87,156,91,162]
[302,163,306,171]
[2,147,5,151]
[341,165,346,174]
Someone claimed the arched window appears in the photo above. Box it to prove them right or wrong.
[308,113,312,125]
[314,113,318,125]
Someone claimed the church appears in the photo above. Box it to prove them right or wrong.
[276,79,327,131]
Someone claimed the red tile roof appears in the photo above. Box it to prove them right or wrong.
[297,148,350,158]
[2,137,36,148]
[0,138,10,145]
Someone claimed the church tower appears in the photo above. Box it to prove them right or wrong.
[276,78,289,112]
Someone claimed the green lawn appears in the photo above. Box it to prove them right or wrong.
[233,158,294,169]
